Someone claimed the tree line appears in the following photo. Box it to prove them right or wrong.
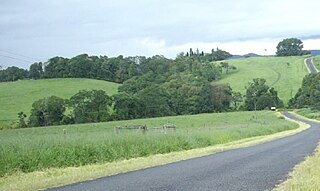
[1,45,289,128]
[0,48,232,83]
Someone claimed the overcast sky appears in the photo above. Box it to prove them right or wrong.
[1,0,320,68]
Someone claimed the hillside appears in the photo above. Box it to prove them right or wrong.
[217,56,309,104]
[0,78,120,124]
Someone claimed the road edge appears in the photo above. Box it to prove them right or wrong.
[304,57,319,74]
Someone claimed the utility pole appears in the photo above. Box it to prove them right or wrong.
[253,92,257,120]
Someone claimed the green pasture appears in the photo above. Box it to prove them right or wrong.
[218,56,309,104]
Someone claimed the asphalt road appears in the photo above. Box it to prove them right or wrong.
[305,58,318,74]
[49,112,320,191]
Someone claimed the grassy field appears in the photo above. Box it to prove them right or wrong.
[0,78,120,128]
[218,56,309,104]
[274,143,320,191]
[0,110,297,178]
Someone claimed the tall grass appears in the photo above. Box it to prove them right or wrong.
[0,111,297,177]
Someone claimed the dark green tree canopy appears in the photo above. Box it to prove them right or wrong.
[276,38,309,56]
[69,90,112,123]
[29,96,66,127]
[245,78,284,110]
[288,73,320,109]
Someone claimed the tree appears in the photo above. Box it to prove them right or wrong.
[18,112,27,128]
[112,93,143,120]
[29,62,43,79]
[197,83,232,113]
[288,73,320,109]
[232,91,243,109]
[135,85,172,118]
[29,96,66,127]
[276,38,309,56]
[0,66,28,82]
[245,78,283,111]
[69,90,112,123]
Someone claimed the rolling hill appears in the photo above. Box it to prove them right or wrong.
[0,78,120,125]
[217,56,309,104]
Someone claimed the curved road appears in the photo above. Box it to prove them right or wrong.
[305,58,319,74]
[49,112,320,191]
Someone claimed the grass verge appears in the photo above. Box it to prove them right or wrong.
[313,56,320,71]
[0,112,309,191]
[295,108,320,121]
[274,143,320,191]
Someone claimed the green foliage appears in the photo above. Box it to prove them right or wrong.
[289,73,320,109]
[0,66,28,82]
[276,38,310,56]
[28,96,66,127]
[17,112,27,128]
[197,83,232,113]
[0,111,297,177]
[69,90,112,123]
[245,78,284,110]
[43,54,140,83]
[28,62,43,80]
[112,93,143,120]
[232,91,243,109]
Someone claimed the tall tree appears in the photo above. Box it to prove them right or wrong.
[29,62,43,79]
[29,96,66,127]
[276,38,309,56]
[69,90,112,123]
[245,78,283,110]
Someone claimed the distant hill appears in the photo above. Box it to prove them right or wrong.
[310,50,320,56]
[230,53,262,59]
[0,78,120,125]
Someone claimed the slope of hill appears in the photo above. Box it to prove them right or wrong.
[0,78,120,125]
[217,56,309,104]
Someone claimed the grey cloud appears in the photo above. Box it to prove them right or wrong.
[1,0,320,68]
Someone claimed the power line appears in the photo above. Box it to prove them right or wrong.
[0,54,34,63]
[0,49,39,61]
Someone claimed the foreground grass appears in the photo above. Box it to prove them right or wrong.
[0,78,119,128]
[274,143,320,191]
[218,56,308,104]
[0,112,307,191]
[0,111,298,179]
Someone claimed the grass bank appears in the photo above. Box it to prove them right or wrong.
[218,56,308,104]
[0,111,308,191]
